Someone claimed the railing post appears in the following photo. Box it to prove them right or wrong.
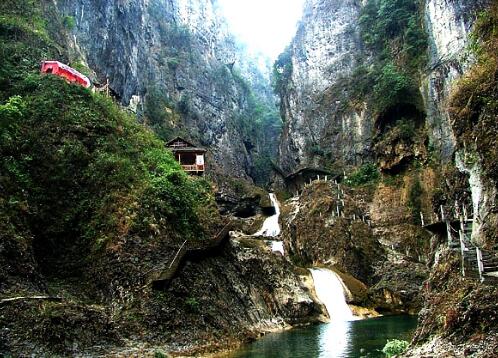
[169,240,187,269]
[445,220,452,246]
[476,247,484,282]
[459,217,467,277]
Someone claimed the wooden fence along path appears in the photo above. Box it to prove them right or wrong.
[423,205,498,284]
[299,176,372,226]
[151,221,233,287]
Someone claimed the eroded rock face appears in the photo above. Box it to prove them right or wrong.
[280,180,429,313]
[277,0,372,174]
[423,0,492,162]
[0,238,323,356]
[53,0,277,181]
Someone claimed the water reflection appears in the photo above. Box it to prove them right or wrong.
[318,320,351,357]
[226,315,418,358]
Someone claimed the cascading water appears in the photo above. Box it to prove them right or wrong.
[255,193,281,237]
[309,268,354,321]
[254,193,284,254]
[310,268,356,357]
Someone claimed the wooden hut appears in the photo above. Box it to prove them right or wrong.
[166,137,206,175]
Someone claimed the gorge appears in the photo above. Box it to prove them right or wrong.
[1,0,497,357]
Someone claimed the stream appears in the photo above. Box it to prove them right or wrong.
[233,196,418,357]
[226,315,417,358]
[254,193,284,254]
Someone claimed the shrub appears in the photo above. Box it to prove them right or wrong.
[373,64,414,113]
[272,46,293,96]
[185,297,200,312]
[356,0,427,113]
[154,350,168,358]
[1,76,213,256]
[63,15,76,30]
[382,339,409,357]
[345,163,380,186]
[408,177,423,224]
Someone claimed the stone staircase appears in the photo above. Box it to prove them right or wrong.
[447,219,498,284]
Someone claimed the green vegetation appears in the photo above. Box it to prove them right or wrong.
[0,0,216,281]
[408,177,423,224]
[382,339,409,357]
[449,3,498,182]
[272,46,293,99]
[0,1,56,99]
[1,77,212,250]
[185,296,200,312]
[154,350,168,358]
[372,64,414,114]
[144,87,184,141]
[63,16,76,30]
[154,349,168,358]
[232,68,282,186]
[354,0,427,114]
[345,163,380,187]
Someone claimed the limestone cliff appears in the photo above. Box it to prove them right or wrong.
[276,0,497,355]
[50,0,280,183]
[276,0,370,175]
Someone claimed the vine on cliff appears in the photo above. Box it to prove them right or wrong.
[449,3,498,184]
[357,0,427,113]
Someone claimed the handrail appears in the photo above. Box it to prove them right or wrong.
[169,240,187,269]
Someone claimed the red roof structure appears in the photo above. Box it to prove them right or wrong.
[40,61,91,88]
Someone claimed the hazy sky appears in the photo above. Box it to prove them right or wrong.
[217,0,305,59]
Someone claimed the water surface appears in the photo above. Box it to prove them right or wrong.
[227,315,418,358]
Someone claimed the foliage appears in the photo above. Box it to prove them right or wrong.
[359,0,427,68]
[234,73,282,186]
[372,63,414,113]
[449,3,498,182]
[185,297,200,312]
[154,350,168,358]
[144,87,182,141]
[408,177,423,224]
[63,16,75,30]
[0,1,57,100]
[397,118,416,141]
[382,339,409,357]
[272,46,293,97]
[0,75,212,257]
[345,163,380,186]
[355,0,427,113]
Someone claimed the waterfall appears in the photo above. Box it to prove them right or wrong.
[271,241,284,255]
[254,193,284,255]
[255,193,281,237]
[309,268,354,321]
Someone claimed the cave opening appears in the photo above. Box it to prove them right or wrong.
[375,103,425,135]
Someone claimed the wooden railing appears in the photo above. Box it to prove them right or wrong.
[151,221,233,287]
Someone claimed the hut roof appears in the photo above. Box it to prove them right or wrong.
[166,136,206,153]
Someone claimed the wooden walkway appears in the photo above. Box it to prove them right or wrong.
[424,211,498,284]
[150,221,233,288]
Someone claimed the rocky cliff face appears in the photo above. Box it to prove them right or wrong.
[0,236,323,356]
[424,0,496,245]
[276,0,370,175]
[276,0,497,355]
[51,0,279,182]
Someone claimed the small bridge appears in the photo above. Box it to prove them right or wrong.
[150,221,233,288]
